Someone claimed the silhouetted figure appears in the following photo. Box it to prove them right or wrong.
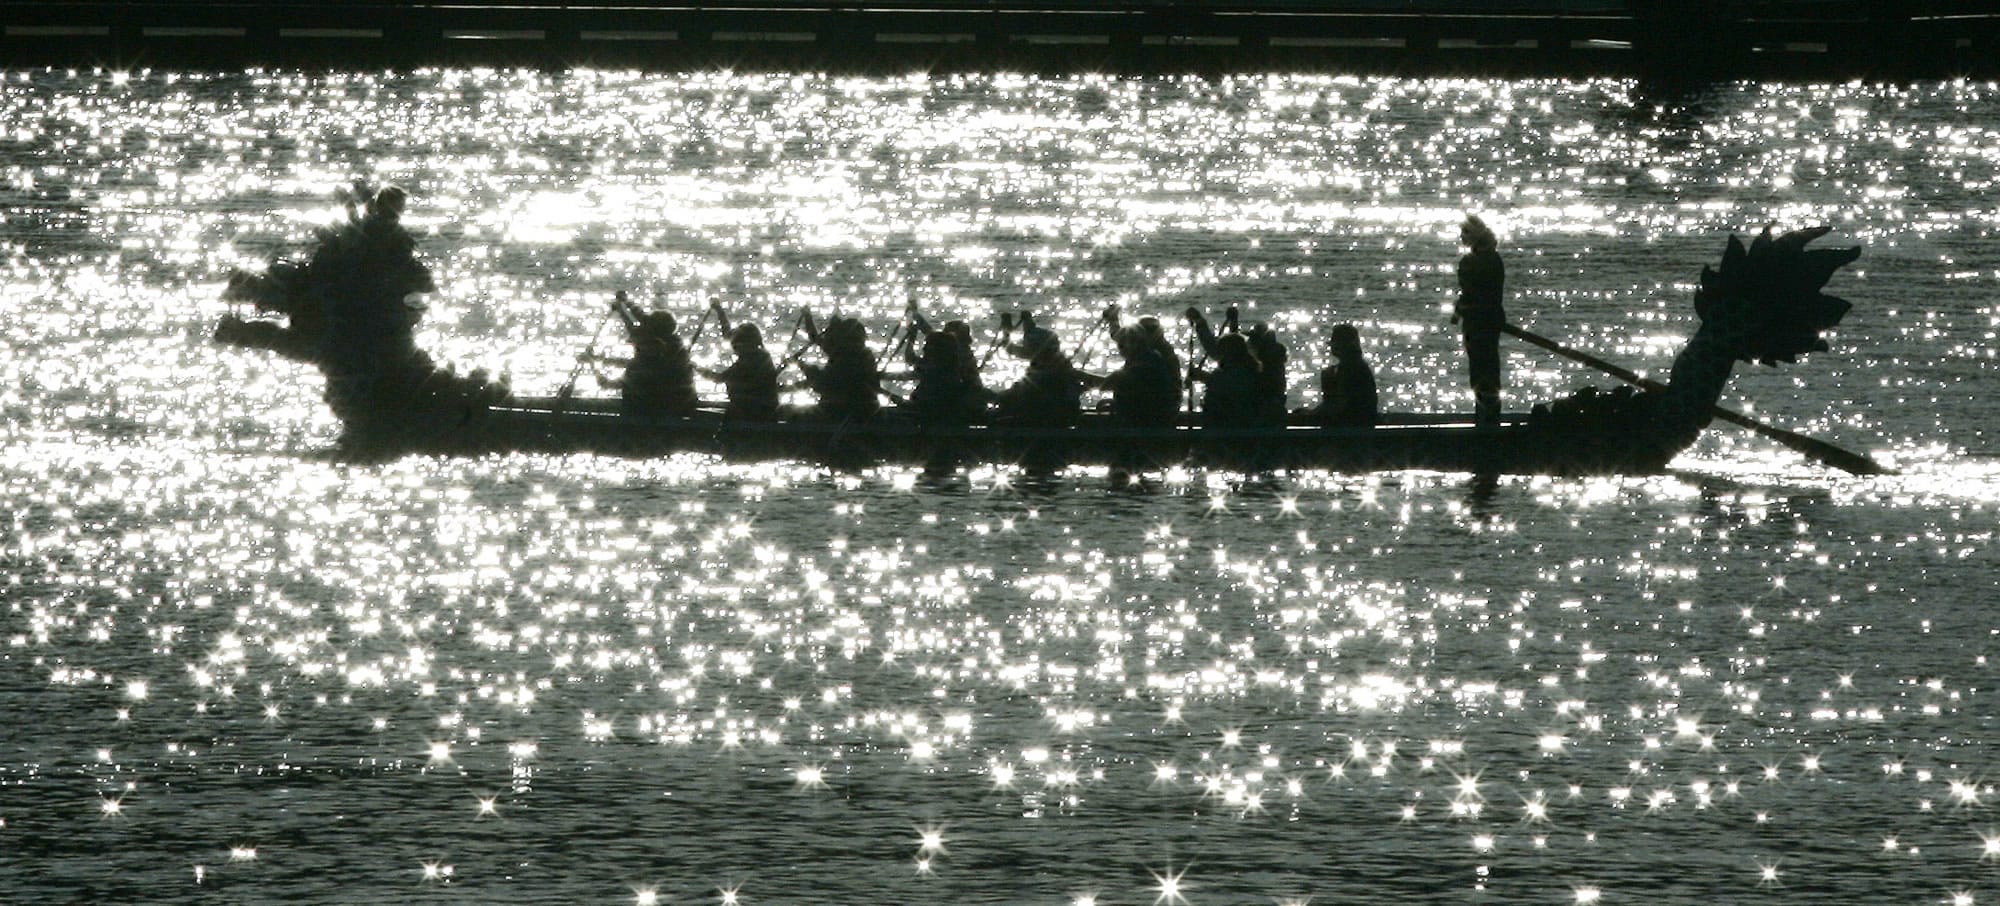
[1137,315,1181,374]
[903,328,975,426]
[898,312,990,426]
[940,319,988,414]
[995,327,1082,427]
[356,184,419,259]
[1187,305,1284,427]
[1085,325,1181,428]
[314,183,435,372]
[702,315,779,421]
[1313,323,1378,428]
[1187,330,1262,429]
[1454,214,1506,427]
[1004,312,1056,363]
[1245,322,1289,425]
[599,292,698,418]
[799,312,881,422]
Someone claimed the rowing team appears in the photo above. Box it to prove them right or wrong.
[585,291,1380,430]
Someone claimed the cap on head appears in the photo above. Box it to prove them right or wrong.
[731,323,762,347]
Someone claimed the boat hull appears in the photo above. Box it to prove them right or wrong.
[360,397,1679,476]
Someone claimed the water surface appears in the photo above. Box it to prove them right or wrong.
[3,69,1999,904]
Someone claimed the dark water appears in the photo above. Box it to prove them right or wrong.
[2,70,1998,904]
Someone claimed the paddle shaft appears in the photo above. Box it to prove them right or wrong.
[1072,309,1113,373]
[687,298,715,346]
[978,314,1013,368]
[778,311,813,371]
[1500,323,1892,476]
[1182,306,1232,413]
[879,303,917,368]
[1184,331,1202,416]
[558,304,619,398]
[878,303,921,405]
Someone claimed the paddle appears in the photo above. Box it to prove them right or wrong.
[979,311,1015,368]
[696,298,738,406]
[1072,303,1118,373]
[705,298,731,337]
[887,297,924,366]
[686,295,716,346]
[877,299,918,371]
[1183,308,1205,419]
[555,292,622,408]
[1500,322,1894,476]
[777,310,814,372]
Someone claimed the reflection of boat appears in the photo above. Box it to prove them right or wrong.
[213,190,1865,475]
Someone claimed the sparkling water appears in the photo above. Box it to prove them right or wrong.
[2,69,1998,903]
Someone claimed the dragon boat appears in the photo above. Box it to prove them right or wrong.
[213,189,1868,476]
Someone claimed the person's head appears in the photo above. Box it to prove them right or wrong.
[1115,326,1145,359]
[643,310,677,337]
[831,317,866,350]
[1216,333,1256,368]
[922,330,961,366]
[1019,325,1056,360]
[1248,323,1281,356]
[1460,214,1497,251]
[943,320,972,350]
[1030,334,1063,367]
[731,322,763,354]
[370,184,408,220]
[1329,323,1362,359]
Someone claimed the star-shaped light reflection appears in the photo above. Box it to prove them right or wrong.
[1150,864,1190,905]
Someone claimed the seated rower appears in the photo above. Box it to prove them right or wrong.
[597,291,698,418]
[1186,330,1263,429]
[1083,325,1181,428]
[940,319,989,415]
[1138,315,1181,374]
[798,312,881,422]
[700,307,779,421]
[895,311,990,426]
[1246,322,1289,425]
[1187,305,1286,427]
[1312,323,1378,428]
[900,328,976,426]
[994,325,1082,427]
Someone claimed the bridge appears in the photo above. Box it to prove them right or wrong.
[0,1,1994,78]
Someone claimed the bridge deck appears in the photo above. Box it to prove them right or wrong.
[1,1,1993,78]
